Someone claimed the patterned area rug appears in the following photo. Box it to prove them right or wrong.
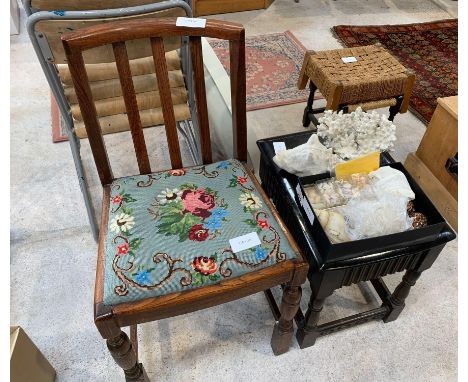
[209,31,315,111]
[332,19,458,124]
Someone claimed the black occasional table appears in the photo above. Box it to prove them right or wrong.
[257,131,456,348]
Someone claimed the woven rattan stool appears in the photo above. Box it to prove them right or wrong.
[298,44,415,127]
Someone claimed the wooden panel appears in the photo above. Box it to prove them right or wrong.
[189,36,212,164]
[150,37,182,169]
[404,153,457,231]
[64,71,185,103]
[74,103,191,138]
[63,45,113,185]
[36,8,185,64]
[57,50,180,85]
[113,41,151,174]
[229,36,247,162]
[415,96,457,199]
[193,0,270,16]
[70,88,188,121]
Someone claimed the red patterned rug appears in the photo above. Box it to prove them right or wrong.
[209,31,319,111]
[333,19,458,124]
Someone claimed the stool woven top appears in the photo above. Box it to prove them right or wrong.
[299,44,414,109]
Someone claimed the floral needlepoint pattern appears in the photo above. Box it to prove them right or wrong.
[117,243,129,255]
[188,224,209,242]
[110,213,135,233]
[157,188,182,205]
[103,159,297,305]
[239,192,262,211]
[166,169,187,177]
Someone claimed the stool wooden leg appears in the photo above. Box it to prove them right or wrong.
[388,95,404,121]
[271,284,302,355]
[107,331,149,382]
[302,81,317,127]
[296,293,327,348]
[383,269,422,323]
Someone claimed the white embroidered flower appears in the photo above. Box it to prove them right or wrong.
[110,213,135,233]
[157,188,182,204]
[239,192,262,209]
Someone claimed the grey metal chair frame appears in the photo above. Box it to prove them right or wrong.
[25,0,202,240]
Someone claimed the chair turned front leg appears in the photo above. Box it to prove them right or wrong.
[107,331,149,382]
[271,285,302,355]
[383,269,422,323]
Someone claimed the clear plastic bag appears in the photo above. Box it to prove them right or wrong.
[305,173,370,209]
[339,186,413,241]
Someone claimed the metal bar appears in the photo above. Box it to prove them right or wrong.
[27,15,100,240]
[26,1,192,24]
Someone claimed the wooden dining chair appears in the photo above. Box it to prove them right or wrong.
[61,18,308,381]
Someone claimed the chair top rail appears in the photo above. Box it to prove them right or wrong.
[61,18,244,52]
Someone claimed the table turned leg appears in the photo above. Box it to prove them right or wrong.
[383,269,422,323]
[271,285,302,355]
[303,81,318,127]
[296,293,328,348]
[107,331,149,382]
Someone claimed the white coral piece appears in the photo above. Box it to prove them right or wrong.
[317,107,396,160]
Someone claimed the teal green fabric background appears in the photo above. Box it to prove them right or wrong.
[103,159,297,306]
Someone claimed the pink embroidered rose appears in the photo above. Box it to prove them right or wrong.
[168,169,186,176]
[237,176,248,184]
[112,195,123,205]
[117,243,129,255]
[181,189,215,218]
[257,219,269,230]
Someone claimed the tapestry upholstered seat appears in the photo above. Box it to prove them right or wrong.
[103,159,298,306]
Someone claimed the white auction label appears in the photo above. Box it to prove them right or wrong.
[273,141,287,154]
[341,56,357,63]
[176,17,206,28]
[229,232,261,253]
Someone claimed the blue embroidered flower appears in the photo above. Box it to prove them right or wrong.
[203,218,222,231]
[216,161,230,169]
[134,270,152,285]
[211,207,228,219]
[255,246,268,261]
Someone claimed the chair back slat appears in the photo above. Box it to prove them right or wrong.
[61,17,246,184]
[150,36,183,169]
[112,41,151,174]
[189,36,212,164]
[63,45,113,184]
[229,37,247,162]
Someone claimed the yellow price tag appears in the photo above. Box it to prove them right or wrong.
[335,152,380,178]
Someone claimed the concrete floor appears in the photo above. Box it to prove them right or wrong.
[11,1,457,381]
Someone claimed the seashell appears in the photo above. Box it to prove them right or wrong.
[412,212,428,229]
[407,201,415,216]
